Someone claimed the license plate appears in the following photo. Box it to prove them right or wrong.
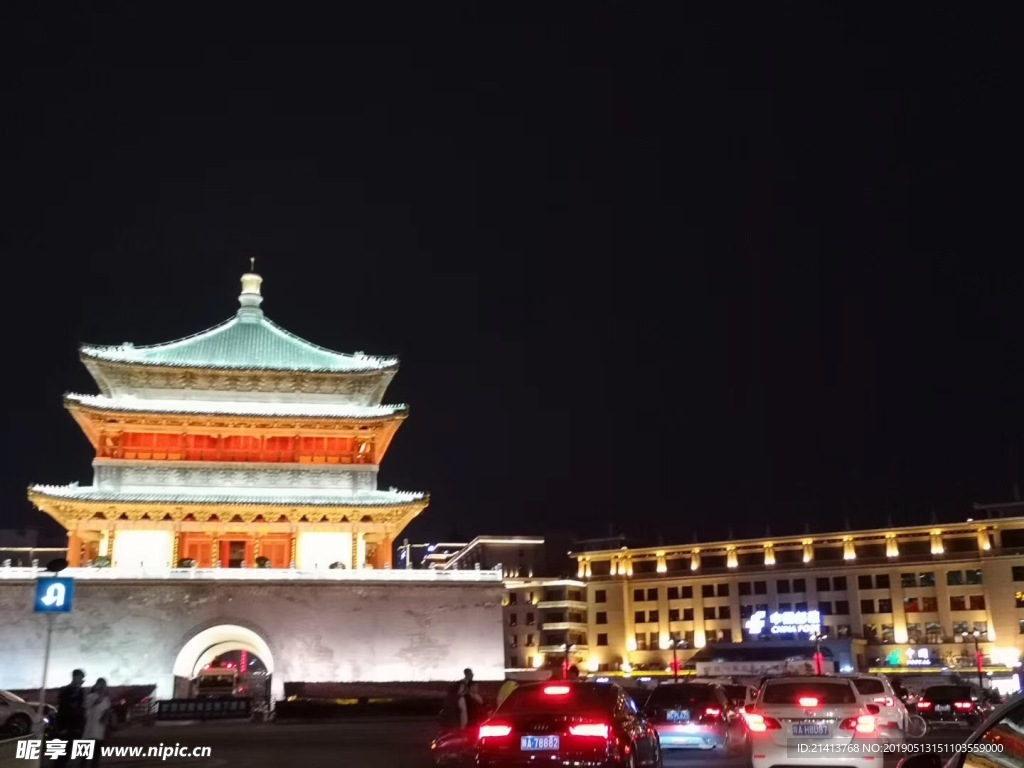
[935,705,951,713]
[521,735,560,751]
[793,724,829,737]
[667,710,691,722]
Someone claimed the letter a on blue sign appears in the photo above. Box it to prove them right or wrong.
[35,577,74,613]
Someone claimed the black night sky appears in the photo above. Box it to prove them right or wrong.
[1,7,1020,549]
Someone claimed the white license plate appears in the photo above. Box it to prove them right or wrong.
[934,705,951,713]
[521,735,560,751]
[793,724,829,737]
[667,710,691,722]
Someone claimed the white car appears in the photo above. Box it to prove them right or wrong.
[0,690,43,737]
[845,674,908,741]
[743,676,882,768]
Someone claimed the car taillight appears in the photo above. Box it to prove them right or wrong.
[916,700,932,709]
[874,696,895,707]
[479,724,512,738]
[954,701,974,711]
[569,723,610,739]
[743,712,781,732]
[704,707,722,718]
[798,697,819,707]
[840,715,876,734]
[543,685,571,696]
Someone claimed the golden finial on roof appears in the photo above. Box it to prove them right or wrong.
[238,260,264,315]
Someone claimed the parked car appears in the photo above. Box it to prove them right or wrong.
[845,674,909,740]
[0,690,43,738]
[642,682,748,753]
[915,684,991,729]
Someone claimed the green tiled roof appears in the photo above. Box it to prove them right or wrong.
[29,484,426,507]
[80,313,398,373]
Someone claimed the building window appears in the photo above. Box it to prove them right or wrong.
[509,614,518,627]
[1013,566,1024,582]
[509,655,519,668]
[684,630,695,645]
[969,595,986,610]
[925,622,942,643]
[526,634,534,646]
[683,608,694,621]
[875,574,890,588]
[833,577,848,591]
[595,590,607,603]
[634,611,645,624]
[717,583,729,597]
[906,623,923,643]
[904,597,920,613]
[858,575,873,590]
[668,608,680,622]
[508,593,518,605]
[702,585,715,598]
[835,601,850,615]
[793,578,806,592]
[965,569,983,585]
[922,597,938,612]
[740,605,754,619]
[901,573,917,588]
[635,634,647,651]
[509,635,518,647]
[597,633,608,646]
[682,586,694,599]
[596,611,607,625]
[795,601,808,611]
[719,606,731,620]
[756,603,770,613]
[918,572,936,587]
[667,586,680,600]
[816,577,830,592]
[819,601,832,615]
[738,582,752,596]
[778,602,792,612]
[648,610,659,623]
[973,621,987,637]
[881,624,895,643]
[953,620,969,636]
[950,596,967,611]
[526,613,535,625]
[720,628,733,642]
[878,598,893,613]
[777,580,791,594]
[754,581,767,595]
[861,599,875,614]
[835,624,851,637]
[1017,593,1024,609]
[647,588,658,601]
[633,588,645,602]
[1019,620,1024,635]
[703,607,716,621]
[947,571,965,586]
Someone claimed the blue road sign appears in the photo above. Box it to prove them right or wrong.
[34,577,75,613]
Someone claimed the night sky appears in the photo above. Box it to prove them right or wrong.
[1,7,1019,549]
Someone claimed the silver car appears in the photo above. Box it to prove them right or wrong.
[0,690,43,737]
[642,682,748,753]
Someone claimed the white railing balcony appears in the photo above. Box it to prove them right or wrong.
[536,599,589,611]
[0,565,504,583]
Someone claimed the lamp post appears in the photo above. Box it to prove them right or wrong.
[962,630,984,690]
[810,632,828,675]
[667,638,688,682]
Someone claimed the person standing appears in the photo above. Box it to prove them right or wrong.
[53,670,86,768]
[458,668,483,729]
[82,678,112,767]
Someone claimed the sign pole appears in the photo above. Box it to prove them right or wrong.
[39,613,54,717]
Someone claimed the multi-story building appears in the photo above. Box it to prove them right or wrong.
[27,268,429,571]
[502,578,589,673]
[443,536,545,579]
[567,517,1024,681]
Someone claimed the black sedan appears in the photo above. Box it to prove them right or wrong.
[915,684,989,729]
[475,681,663,767]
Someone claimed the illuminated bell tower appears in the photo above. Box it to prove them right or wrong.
[29,269,428,571]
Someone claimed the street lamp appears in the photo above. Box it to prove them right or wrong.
[809,632,828,675]
[962,630,984,690]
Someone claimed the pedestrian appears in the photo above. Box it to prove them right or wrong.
[82,678,112,766]
[53,669,86,768]
[459,668,483,729]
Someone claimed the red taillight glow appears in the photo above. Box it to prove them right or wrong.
[874,696,895,707]
[916,700,932,709]
[840,715,876,734]
[954,701,974,711]
[543,685,571,696]
[743,712,782,732]
[479,724,512,738]
[798,697,819,707]
[569,723,610,738]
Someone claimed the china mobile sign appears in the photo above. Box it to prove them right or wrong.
[745,610,822,635]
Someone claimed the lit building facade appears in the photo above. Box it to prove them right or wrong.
[503,578,589,673]
[28,270,428,570]
[568,518,1024,679]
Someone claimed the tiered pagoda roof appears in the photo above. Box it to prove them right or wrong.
[64,393,408,419]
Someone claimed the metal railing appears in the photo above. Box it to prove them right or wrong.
[0,565,503,582]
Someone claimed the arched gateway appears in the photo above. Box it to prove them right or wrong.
[172,622,279,701]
